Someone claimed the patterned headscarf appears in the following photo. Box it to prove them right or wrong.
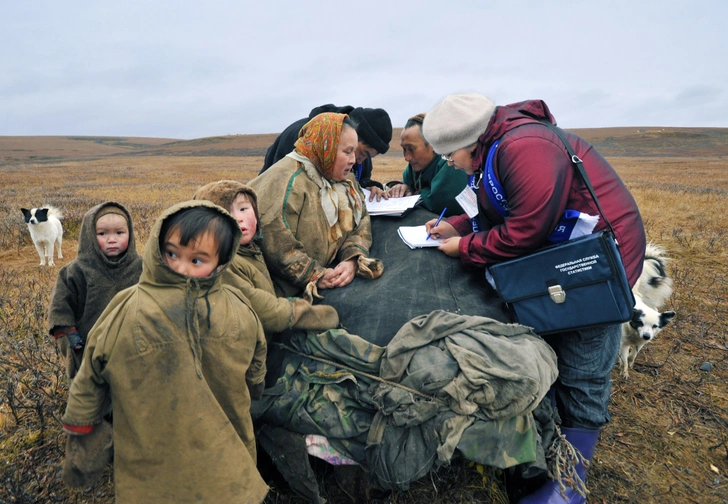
[294,112,346,181]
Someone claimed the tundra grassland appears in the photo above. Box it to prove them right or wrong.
[1,133,727,503]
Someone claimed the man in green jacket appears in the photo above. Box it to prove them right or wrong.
[370,113,467,217]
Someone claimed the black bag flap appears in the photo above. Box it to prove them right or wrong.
[489,232,620,303]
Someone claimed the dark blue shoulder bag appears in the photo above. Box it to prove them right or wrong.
[487,121,635,335]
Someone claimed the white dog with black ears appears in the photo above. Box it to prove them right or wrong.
[619,243,676,378]
[21,206,64,266]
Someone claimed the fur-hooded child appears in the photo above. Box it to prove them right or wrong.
[62,200,269,503]
[48,201,143,380]
[193,180,339,334]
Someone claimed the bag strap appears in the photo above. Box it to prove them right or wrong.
[530,118,618,237]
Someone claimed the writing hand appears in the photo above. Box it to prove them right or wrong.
[425,218,458,240]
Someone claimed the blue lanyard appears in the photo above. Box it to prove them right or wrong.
[469,140,503,232]
[354,163,363,182]
[484,140,508,217]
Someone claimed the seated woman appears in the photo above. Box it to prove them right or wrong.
[249,112,383,298]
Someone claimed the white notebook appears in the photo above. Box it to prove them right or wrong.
[362,188,421,217]
[397,225,443,249]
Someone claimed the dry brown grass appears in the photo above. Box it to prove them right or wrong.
[1,131,727,503]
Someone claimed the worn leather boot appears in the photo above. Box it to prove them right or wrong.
[517,427,599,504]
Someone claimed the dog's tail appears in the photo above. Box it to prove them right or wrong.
[43,205,64,220]
[634,242,673,309]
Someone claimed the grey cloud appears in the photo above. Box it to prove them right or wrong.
[2,0,728,137]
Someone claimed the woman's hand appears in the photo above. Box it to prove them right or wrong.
[438,237,462,257]
[317,259,357,289]
[388,183,412,198]
[425,218,458,240]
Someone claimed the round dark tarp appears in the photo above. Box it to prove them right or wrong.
[320,207,510,347]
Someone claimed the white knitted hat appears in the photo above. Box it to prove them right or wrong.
[422,93,496,154]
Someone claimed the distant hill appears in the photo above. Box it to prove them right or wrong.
[568,127,728,157]
[2,127,727,164]
[0,134,279,164]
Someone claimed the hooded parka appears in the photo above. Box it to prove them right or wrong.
[62,200,269,503]
[192,180,340,334]
[48,201,143,342]
[48,202,143,379]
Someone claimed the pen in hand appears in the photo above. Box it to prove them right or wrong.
[426,207,447,241]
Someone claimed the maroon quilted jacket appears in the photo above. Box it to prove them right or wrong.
[447,100,646,286]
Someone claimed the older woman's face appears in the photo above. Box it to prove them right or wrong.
[331,125,358,182]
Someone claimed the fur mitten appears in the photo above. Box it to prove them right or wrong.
[356,256,384,279]
[290,298,340,331]
[302,271,326,303]
[62,420,114,488]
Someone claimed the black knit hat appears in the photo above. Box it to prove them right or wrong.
[348,107,392,154]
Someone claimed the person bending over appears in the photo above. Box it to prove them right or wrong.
[423,93,646,504]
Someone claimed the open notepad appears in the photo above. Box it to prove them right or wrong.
[362,188,421,217]
[397,225,443,249]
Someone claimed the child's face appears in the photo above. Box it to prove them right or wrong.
[162,228,220,278]
[96,214,130,258]
[229,193,257,246]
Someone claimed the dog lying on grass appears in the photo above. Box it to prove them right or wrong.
[619,243,676,378]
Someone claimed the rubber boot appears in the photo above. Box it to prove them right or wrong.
[517,427,599,504]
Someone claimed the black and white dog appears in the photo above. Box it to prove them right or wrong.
[619,244,676,378]
[21,206,64,266]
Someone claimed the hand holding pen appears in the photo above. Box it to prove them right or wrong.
[426,208,448,241]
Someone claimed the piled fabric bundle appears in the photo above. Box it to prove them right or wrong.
[251,208,561,501]
[252,310,559,494]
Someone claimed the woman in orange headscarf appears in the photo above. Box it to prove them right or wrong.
[248,112,383,298]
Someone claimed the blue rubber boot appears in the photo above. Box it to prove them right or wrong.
[517,427,599,504]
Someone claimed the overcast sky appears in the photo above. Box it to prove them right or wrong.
[2,1,726,139]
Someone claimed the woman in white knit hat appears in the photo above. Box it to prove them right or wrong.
[422,93,646,504]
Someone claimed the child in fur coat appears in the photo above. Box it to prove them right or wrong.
[193,180,339,336]
[48,202,143,381]
[62,201,268,503]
